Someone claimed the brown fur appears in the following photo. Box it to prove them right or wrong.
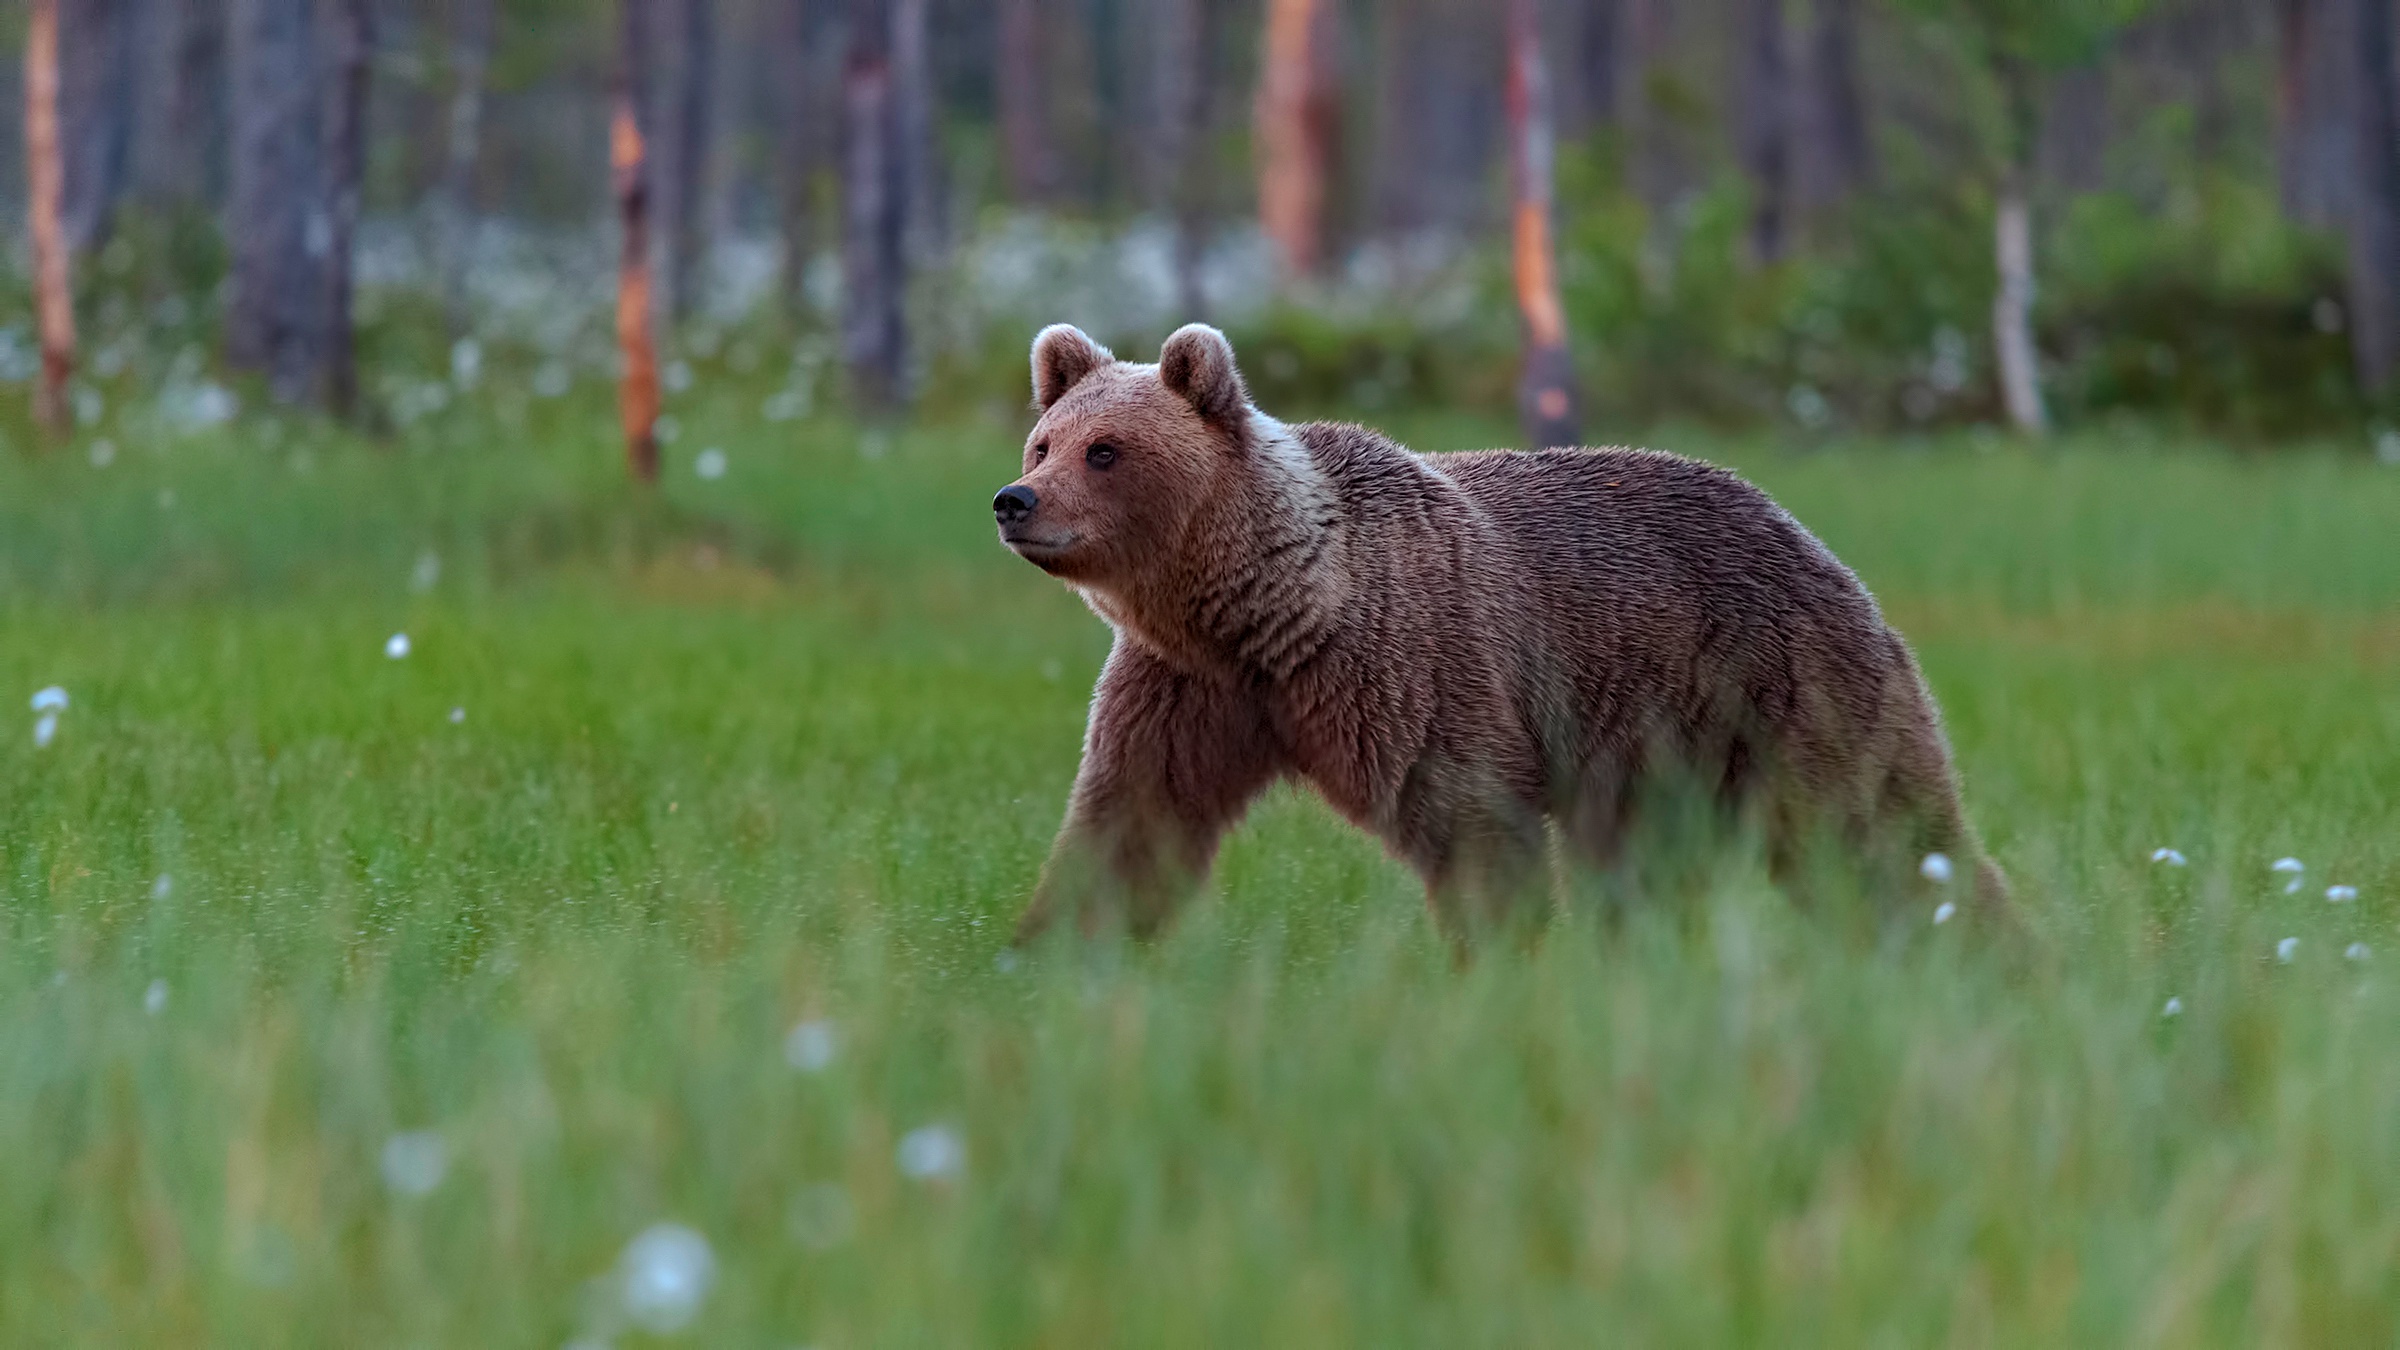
[998,322,2010,944]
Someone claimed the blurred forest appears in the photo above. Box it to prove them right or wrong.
[1,0,2395,452]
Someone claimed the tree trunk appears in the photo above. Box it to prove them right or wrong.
[26,0,76,436]
[1154,0,1209,318]
[996,0,1056,201]
[1575,0,1623,131]
[842,0,907,410]
[1507,0,1578,449]
[650,0,713,322]
[615,0,662,480]
[2346,0,2400,392]
[130,0,224,207]
[893,0,940,264]
[2277,0,2353,228]
[776,0,818,312]
[1734,0,1792,263]
[319,0,370,420]
[227,0,327,405]
[1799,0,1871,206]
[1990,57,2047,435]
[439,0,494,337]
[61,0,137,254]
[1256,0,1336,280]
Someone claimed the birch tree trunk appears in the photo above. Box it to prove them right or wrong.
[439,0,494,337]
[842,0,908,410]
[26,0,76,436]
[1256,0,1334,280]
[2345,0,2400,391]
[1988,58,2047,435]
[1507,0,1579,449]
[615,0,662,481]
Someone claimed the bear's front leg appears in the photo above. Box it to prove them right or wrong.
[1014,641,1280,944]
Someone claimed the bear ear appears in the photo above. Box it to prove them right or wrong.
[1158,323,1250,428]
[1031,324,1114,411]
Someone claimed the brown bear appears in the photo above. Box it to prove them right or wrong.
[994,322,2009,944]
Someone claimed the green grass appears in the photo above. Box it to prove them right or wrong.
[4,391,2399,1345]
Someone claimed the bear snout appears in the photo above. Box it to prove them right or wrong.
[993,483,1039,526]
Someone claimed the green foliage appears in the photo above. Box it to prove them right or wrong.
[3,397,2399,1341]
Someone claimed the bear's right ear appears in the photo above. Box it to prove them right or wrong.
[1031,324,1114,411]
[1158,323,1250,428]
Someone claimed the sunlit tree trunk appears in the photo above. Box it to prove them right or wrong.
[1734,0,1792,263]
[996,0,1056,201]
[439,0,494,337]
[2345,0,2400,391]
[1256,0,1336,280]
[1991,59,2047,435]
[615,0,661,481]
[320,0,370,419]
[26,0,76,436]
[843,0,907,410]
[1507,0,1578,449]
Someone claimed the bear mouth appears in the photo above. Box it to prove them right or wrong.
[1000,529,1080,572]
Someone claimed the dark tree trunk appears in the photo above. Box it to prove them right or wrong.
[2041,62,2108,195]
[226,0,325,405]
[60,0,138,253]
[996,0,1057,201]
[893,0,940,263]
[652,0,714,322]
[2346,0,2400,391]
[1508,0,1579,449]
[27,0,76,436]
[2277,0,2353,228]
[776,0,819,311]
[843,0,908,410]
[319,0,370,419]
[1798,0,1871,207]
[439,0,495,336]
[130,0,228,207]
[1734,0,1792,263]
[1154,0,1209,318]
[1574,0,1623,131]
[615,0,662,479]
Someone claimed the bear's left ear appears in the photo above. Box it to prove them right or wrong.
[1031,324,1114,411]
[1158,323,1250,428]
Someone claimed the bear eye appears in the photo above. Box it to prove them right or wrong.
[1032,441,1049,463]
[1086,442,1119,469]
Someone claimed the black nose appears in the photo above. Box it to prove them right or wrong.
[993,484,1038,524]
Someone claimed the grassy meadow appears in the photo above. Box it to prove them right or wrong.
[3,381,2399,1345]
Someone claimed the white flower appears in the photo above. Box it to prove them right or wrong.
[2150,847,2187,866]
[379,1130,449,1196]
[144,979,169,1014]
[1919,852,1954,885]
[618,1224,716,1334]
[783,1018,838,1072]
[2272,857,2305,894]
[2161,996,2183,1018]
[897,1124,965,1182]
[2346,942,2373,963]
[151,874,172,900]
[664,359,694,393]
[1933,901,1957,925]
[2276,936,2300,963]
[385,633,411,659]
[33,713,58,749]
[694,447,728,480]
[29,686,68,713]
[2326,885,2359,904]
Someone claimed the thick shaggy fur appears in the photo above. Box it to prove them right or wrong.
[997,323,2008,943]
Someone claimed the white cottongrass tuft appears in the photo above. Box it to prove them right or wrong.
[144,979,169,1014]
[783,1018,838,1072]
[30,686,68,712]
[411,551,442,593]
[897,1124,966,1182]
[2276,936,2300,964]
[2162,997,2183,1018]
[694,447,728,480]
[2150,847,2187,866]
[385,633,412,660]
[449,706,466,724]
[2326,885,2359,904]
[33,713,59,749]
[1933,901,1957,925]
[379,1130,449,1196]
[617,1223,716,1334]
[2347,942,2373,963]
[1919,852,1954,885]
[151,874,173,900]
[2271,856,2305,894]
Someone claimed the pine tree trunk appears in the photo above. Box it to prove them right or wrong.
[1507,0,1578,449]
[996,0,1056,201]
[1735,0,1791,263]
[440,0,494,337]
[842,0,907,410]
[226,0,326,405]
[2346,0,2400,391]
[61,0,137,254]
[1801,0,1871,205]
[26,0,76,436]
[319,0,370,419]
[2277,0,2354,227]
[1575,0,1623,130]
[615,0,662,481]
[1256,0,1334,280]
[776,0,818,313]
[1154,0,1208,318]
[648,0,713,323]
[893,0,940,264]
